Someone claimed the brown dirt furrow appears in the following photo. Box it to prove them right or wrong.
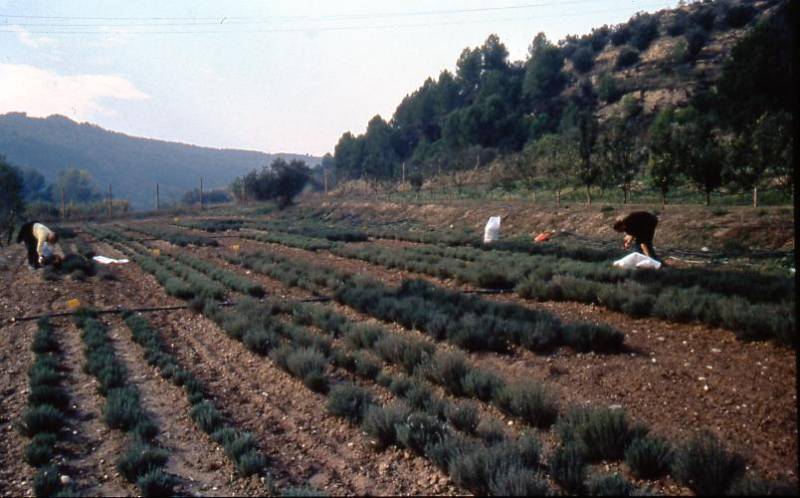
[0,317,37,497]
[92,243,453,495]
[105,315,248,496]
[213,236,797,483]
[55,320,133,497]
[155,307,450,495]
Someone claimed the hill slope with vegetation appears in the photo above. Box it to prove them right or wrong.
[0,113,320,209]
[330,0,793,206]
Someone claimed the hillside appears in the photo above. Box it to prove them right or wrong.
[0,113,320,209]
[330,0,792,206]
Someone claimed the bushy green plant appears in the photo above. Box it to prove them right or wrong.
[22,404,64,437]
[549,443,587,493]
[116,442,169,482]
[136,469,176,497]
[489,467,551,496]
[25,432,57,467]
[33,465,61,498]
[425,351,469,396]
[362,403,411,450]
[561,322,625,353]
[462,369,505,402]
[395,412,444,455]
[236,450,267,476]
[444,401,479,434]
[189,400,225,434]
[558,407,635,461]
[727,477,798,496]
[586,473,636,496]
[625,436,673,479]
[28,385,69,411]
[285,347,329,393]
[672,431,745,496]
[104,387,145,431]
[616,47,640,69]
[327,383,373,423]
[496,382,559,429]
[352,351,381,380]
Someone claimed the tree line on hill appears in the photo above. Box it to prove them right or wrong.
[329,0,793,206]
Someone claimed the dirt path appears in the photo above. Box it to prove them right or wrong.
[213,236,797,483]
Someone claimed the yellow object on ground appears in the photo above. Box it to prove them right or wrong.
[66,298,81,309]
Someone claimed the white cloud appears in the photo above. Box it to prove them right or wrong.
[0,64,149,120]
[9,25,57,49]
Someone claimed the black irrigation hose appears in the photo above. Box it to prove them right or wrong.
[8,296,332,323]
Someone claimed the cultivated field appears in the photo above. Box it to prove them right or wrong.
[0,203,796,496]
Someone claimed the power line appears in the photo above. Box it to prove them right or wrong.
[0,1,673,35]
[0,0,666,26]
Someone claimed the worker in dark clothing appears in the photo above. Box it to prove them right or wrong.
[17,222,59,269]
[612,211,659,260]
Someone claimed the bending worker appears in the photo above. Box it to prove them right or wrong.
[17,222,59,269]
[612,211,658,260]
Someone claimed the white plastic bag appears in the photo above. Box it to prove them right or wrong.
[613,252,662,270]
[93,255,129,265]
[483,216,501,243]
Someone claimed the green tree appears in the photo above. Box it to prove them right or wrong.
[597,117,645,204]
[727,111,794,206]
[456,47,482,103]
[646,108,689,206]
[0,156,24,245]
[573,110,600,205]
[527,134,578,206]
[672,108,724,206]
[523,33,566,103]
[55,168,102,204]
[19,167,50,202]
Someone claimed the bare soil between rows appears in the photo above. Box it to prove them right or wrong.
[197,232,797,484]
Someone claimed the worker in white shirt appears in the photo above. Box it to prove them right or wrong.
[17,222,59,269]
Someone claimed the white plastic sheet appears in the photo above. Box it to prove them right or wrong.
[93,255,129,265]
[483,216,501,243]
[613,252,662,270]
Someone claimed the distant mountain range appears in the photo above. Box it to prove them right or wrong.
[0,112,320,209]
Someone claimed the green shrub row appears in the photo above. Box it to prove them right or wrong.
[170,252,265,297]
[330,240,794,346]
[74,311,173,494]
[238,229,336,252]
[23,318,80,497]
[260,214,793,310]
[244,219,368,242]
[121,223,219,247]
[196,295,557,495]
[230,249,625,355]
[175,219,244,233]
[123,312,271,478]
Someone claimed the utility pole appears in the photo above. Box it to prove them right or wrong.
[108,184,113,219]
[199,177,204,210]
[156,183,160,211]
[60,188,65,221]
[402,161,406,184]
[323,169,328,196]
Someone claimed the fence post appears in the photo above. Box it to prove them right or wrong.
[200,177,204,210]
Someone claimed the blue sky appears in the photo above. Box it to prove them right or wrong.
[0,0,676,156]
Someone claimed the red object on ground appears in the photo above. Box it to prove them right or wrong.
[534,231,552,242]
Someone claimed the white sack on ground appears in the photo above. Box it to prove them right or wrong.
[93,255,129,265]
[484,216,501,243]
[613,252,662,270]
